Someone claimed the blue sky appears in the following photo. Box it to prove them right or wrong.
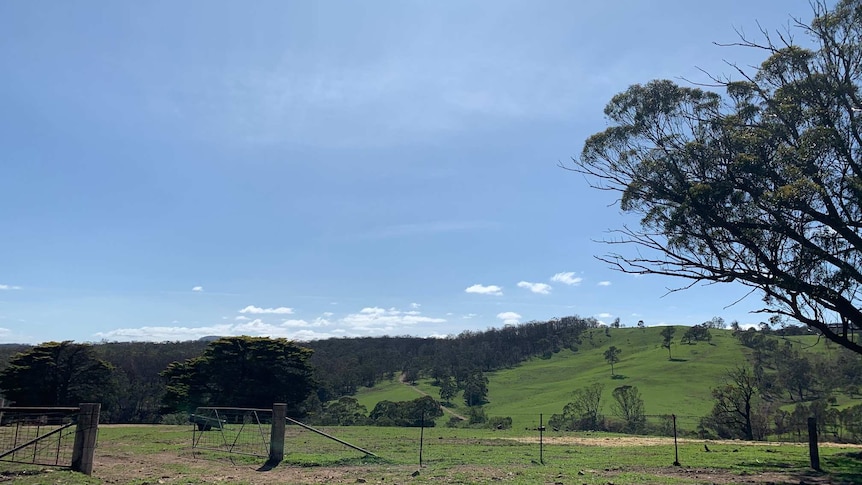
[0,1,817,344]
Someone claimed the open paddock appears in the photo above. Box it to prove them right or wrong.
[2,425,862,484]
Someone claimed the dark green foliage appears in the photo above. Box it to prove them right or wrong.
[603,345,621,375]
[308,315,599,401]
[462,371,488,406]
[660,327,675,359]
[95,340,208,423]
[704,367,764,440]
[681,324,712,344]
[487,415,512,430]
[573,0,862,355]
[0,341,116,406]
[438,375,457,404]
[611,385,645,434]
[160,336,315,413]
[550,383,604,431]
[316,397,368,425]
[368,395,443,427]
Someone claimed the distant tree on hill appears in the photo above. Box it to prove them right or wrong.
[160,336,315,414]
[462,371,489,406]
[603,346,622,376]
[612,385,646,434]
[369,395,443,427]
[681,324,712,345]
[556,383,604,431]
[318,397,368,426]
[0,341,116,407]
[438,376,457,405]
[660,327,675,360]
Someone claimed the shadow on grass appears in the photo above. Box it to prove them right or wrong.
[669,358,688,362]
[611,374,627,380]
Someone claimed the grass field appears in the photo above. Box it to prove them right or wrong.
[356,327,751,429]
[355,327,862,431]
[3,424,862,484]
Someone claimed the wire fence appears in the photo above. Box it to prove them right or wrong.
[0,407,79,467]
[190,407,272,458]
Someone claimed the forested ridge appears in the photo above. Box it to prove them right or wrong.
[0,315,599,421]
[1,315,861,442]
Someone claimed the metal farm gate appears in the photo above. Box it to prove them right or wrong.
[0,403,100,475]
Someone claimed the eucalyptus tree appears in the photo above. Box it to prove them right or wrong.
[572,0,862,354]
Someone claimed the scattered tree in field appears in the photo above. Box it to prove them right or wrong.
[438,376,457,404]
[0,341,116,406]
[571,0,862,355]
[660,327,675,360]
[160,336,315,413]
[462,371,489,406]
[604,346,622,376]
[369,395,443,427]
[318,397,368,426]
[705,366,763,440]
[682,324,712,344]
[612,385,646,434]
[558,383,605,431]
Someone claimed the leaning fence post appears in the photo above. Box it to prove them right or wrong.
[71,403,100,475]
[807,417,821,471]
[269,403,287,464]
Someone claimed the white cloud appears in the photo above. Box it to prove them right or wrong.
[465,284,503,296]
[192,286,204,292]
[0,284,21,290]
[341,307,446,334]
[597,312,613,318]
[93,305,449,342]
[550,272,583,286]
[410,302,421,309]
[496,311,522,326]
[597,281,612,287]
[517,281,552,294]
[463,313,477,319]
[239,305,295,315]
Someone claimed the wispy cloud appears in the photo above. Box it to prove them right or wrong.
[94,305,449,342]
[465,284,503,296]
[239,305,295,315]
[497,311,522,325]
[597,281,612,286]
[550,272,582,286]
[192,286,204,292]
[517,281,552,294]
[0,284,22,290]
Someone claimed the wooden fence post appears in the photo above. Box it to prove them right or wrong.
[807,417,821,471]
[71,403,100,475]
[269,403,286,464]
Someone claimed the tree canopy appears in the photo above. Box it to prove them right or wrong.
[572,0,862,354]
[161,336,316,413]
[0,341,116,406]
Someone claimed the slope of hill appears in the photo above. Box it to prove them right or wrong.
[355,326,749,429]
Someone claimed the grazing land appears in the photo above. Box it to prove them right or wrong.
[3,424,862,484]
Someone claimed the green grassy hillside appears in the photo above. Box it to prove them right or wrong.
[355,326,750,429]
